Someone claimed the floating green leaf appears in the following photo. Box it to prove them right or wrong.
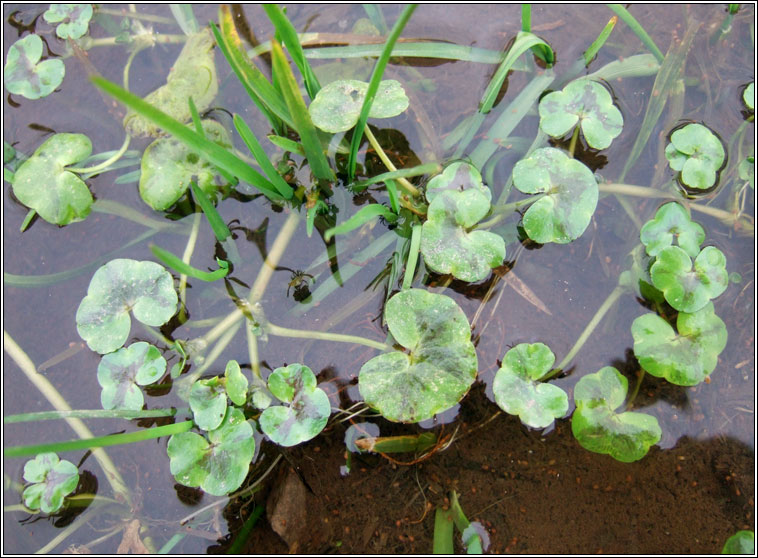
[664,123,726,190]
[97,342,166,410]
[224,360,248,407]
[124,29,218,138]
[259,364,331,447]
[76,259,178,354]
[11,133,93,225]
[420,161,504,282]
[722,530,754,554]
[359,289,477,423]
[492,343,568,429]
[631,302,727,386]
[4,34,65,100]
[309,79,409,133]
[44,4,93,39]
[167,407,255,496]
[571,367,661,462]
[650,245,728,313]
[22,453,79,513]
[743,83,754,112]
[512,147,598,244]
[738,155,754,189]
[189,377,228,432]
[539,78,623,149]
[139,119,232,210]
[639,202,705,258]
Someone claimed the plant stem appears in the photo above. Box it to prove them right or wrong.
[568,125,580,158]
[265,322,393,352]
[67,135,131,175]
[246,325,262,381]
[626,369,646,410]
[476,193,545,229]
[363,126,420,197]
[552,285,625,374]
[178,212,202,322]
[3,331,132,507]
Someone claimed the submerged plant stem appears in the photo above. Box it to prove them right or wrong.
[178,212,203,321]
[67,135,131,175]
[553,285,625,374]
[363,126,420,197]
[3,331,132,507]
[266,323,393,352]
[568,125,580,158]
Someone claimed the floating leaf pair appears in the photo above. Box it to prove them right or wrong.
[4,34,65,100]
[76,259,178,354]
[420,162,505,282]
[139,119,232,210]
[639,202,705,258]
[359,289,477,423]
[22,453,79,513]
[259,364,331,447]
[539,78,623,149]
[189,360,249,431]
[665,123,726,190]
[44,4,93,39]
[309,79,409,133]
[492,343,568,429]
[98,342,167,410]
[632,302,727,386]
[167,407,255,496]
[571,367,661,462]
[11,133,93,225]
[512,147,598,244]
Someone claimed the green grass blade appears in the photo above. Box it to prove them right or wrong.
[263,4,321,100]
[362,4,388,34]
[226,505,265,554]
[4,408,180,423]
[583,15,618,65]
[401,223,422,290]
[324,204,397,242]
[270,40,335,182]
[188,96,204,135]
[268,134,306,156]
[521,4,553,64]
[211,9,290,132]
[4,421,194,457]
[354,432,436,453]
[607,4,664,63]
[151,244,230,282]
[521,4,531,31]
[91,76,284,200]
[233,114,294,199]
[348,4,417,182]
[189,181,232,242]
[433,507,455,554]
[351,162,441,192]
[385,178,400,213]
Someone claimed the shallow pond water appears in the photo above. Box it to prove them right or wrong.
[2,3,755,554]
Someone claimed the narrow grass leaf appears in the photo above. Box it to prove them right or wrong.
[583,16,618,65]
[190,181,232,242]
[169,4,198,35]
[92,76,284,200]
[263,4,321,100]
[352,162,441,192]
[151,244,230,282]
[402,223,422,290]
[268,134,306,156]
[362,4,388,34]
[607,4,664,63]
[348,5,418,181]
[433,507,456,554]
[324,204,397,242]
[270,40,335,182]
[4,408,180,423]
[226,505,264,554]
[233,114,294,199]
[188,96,204,136]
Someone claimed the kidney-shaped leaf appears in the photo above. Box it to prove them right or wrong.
[22,452,79,514]
[650,245,728,313]
[539,79,623,149]
[11,133,93,225]
[665,123,726,190]
[44,4,93,39]
[421,189,505,282]
[4,34,65,100]
[124,29,218,138]
[224,360,248,407]
[571,367,661,463]
[512,147,598,244]
[76,259,178,354]
[309,79,409,133]
[97,342,166,410]
[722,530,754,555]
[189,377,228,431]
[631,302,727,386]
[424,161,491,204]
[640,202,705,258]
[359,289,477,423]
[259,364,331,447]
[139,119,232,210]
[492,343,568,429]
[167,407,255,496]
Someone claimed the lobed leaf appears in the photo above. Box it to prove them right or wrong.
[664,123,726,190]
[22,453,79,514]
[44,4,93,39]
[97,342,166,410]
[639,202,705,258]
[4,34,65,100]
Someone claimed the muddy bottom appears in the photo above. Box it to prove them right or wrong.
[222,383,753,555]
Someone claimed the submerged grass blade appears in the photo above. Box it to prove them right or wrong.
[233,114,294,199]
[348,4,418,181]
[92,76,284,200]
[263,4,321,99]
[151,244,230,281]
[324,203,397,242]
[270,40,335,182]
[607,4,664,63]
